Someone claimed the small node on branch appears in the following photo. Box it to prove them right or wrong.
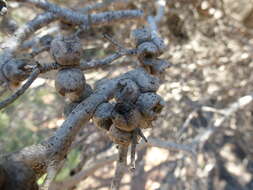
[114,78,140,103]
[1,59,30,89]
[55,68,85,101]
[93,102,114,131]
[136,92,165,123]
[50,35,82,66]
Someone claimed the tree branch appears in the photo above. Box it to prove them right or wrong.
[0,68,40,109]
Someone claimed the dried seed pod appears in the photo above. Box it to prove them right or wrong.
[151,36,166,55]
[115,78,140,103]
[64,102,79,117]
[55,68,85,98]
[93,102,114,131]
[112,102,150,131]
[137,41,159,59]
[79,83,93,100]
[136,92,165,122]
[108,125,132,146]
[127,68,160,92]
[131,27,151,46]
[1,59,29,87]
[141,58,171,76]
[50,35,82,66]
[68,83,93,102]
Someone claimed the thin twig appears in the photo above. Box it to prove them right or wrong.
[0,68,40,110]
[79,0,127,13]
[130,129,138,171]
[103,33,125,50]
[79,48,137,70]
[111,145,128,190]
[191,93,253,147]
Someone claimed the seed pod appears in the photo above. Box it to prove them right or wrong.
[93,102,114,131]
[50,35,82,66]
[136,92,165,122]
[68,83,93,102]
[137,41,159,59]
[141,58,171,76]
[2,59,29,87]
[151,36,166,55]
[127,68,160,92]
[131,27,151,46]
[79,83,93,100]
[115,78,140,103]
[108,125,132,146]
[55,68,85,98]
[112,102,150,131]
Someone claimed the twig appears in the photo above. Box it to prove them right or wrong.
[111,145,128,190]
[130,129,138,171]
[50,137,195,190]
[15,0,143,27]
[0,68,40,110]
[176,109,198,140]
[191,93,253,147]
[154,0,166,23]
[79,0,127,13]
[0,12,56,54]
[103,33,125,50]
[41,160,65,190]
[79,48,137,70]
[0,62,61,110]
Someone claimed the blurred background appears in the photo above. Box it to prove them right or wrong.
[1,0,253,189]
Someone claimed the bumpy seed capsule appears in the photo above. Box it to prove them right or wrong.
[112,102,150,131]
[55,68,85,98]
[67,83,93,103]
[136,92,165,122]
[127,68,160,92]
[1,59,29,87]
[93,102,114,131]
[115,78,140,103]
[131,27,151,46]
[50,35,82,66]
[151,36,166,55]
[137,41,159,59]
[108,125,132,146]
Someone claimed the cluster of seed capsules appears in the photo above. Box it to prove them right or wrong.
[93,27,169,168]
[50,28,169,168]
[50,35,93,116]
